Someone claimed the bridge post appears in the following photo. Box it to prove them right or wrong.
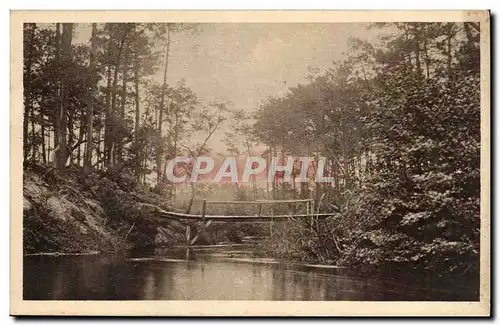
[311,199,318,230]
[185,224,191,260]
[306,200,310,231]
[201,199,207,221]
[308,199,315,231]
[270,210,274,238]
[186,225,191,244]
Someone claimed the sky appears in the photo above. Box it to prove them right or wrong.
[73,23,378,153]
[163,23,372,111]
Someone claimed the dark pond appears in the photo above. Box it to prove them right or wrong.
[23,245,477,301]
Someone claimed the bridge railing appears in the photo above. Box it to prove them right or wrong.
[151,198,336,249]
[198,198,315,221]
[151,198,336,222]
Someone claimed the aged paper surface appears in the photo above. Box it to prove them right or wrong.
[11,10,490,316]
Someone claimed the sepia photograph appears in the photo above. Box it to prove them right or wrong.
[10,10,490,316]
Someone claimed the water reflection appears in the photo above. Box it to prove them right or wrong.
[23,247,477,301]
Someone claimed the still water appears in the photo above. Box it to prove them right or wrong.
[23,245,475,301]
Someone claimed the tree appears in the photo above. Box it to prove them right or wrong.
[251,22,481,280]
[156,26,171,183]
[84,23,98,172]
[155,23,198,184]
[180,100,228,211]
[53,23,73,170]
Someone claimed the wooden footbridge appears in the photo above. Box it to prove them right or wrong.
[143,198,337,249]
[149,198,335,222]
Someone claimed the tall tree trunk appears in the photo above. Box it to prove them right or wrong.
[116,43,128,163]
[162,102,175,181]
[96,125,103,169]
[171,106,179,197]
[105,25,130,168]
[414,40,421,75]
[104,62,112,167]
[67,113,75,165]
[133,68,141,177]
[47,128,52,164]
[110,65,119,166]
[133,26,141,180]
[110,28,129,166]
[157,28,171,184]
[62,23,73,168]
[30,109,36,163]
[53,23,61,166]
[84,23,97,172]
[23,23,36,164]
[76,127,82,164]
[76,114,86,165]
[41,122,46,164]
[55,23,73,170]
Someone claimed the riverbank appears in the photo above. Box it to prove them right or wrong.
[23,164,187,254]
[23,165,267,255]
[262,216,480,299]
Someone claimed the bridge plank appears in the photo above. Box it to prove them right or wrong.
[155,211,336,222]
[205,199,313,205]
[139,199,337,223]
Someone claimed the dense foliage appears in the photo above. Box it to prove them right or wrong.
[23,23,227,192]
[253,23,481,281]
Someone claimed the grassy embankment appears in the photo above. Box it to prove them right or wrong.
[23,165,267,255]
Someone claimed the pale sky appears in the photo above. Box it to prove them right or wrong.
[73,23,378,152]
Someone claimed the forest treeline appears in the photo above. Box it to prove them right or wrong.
[23,22,482,283]
[253,22,481,282]
[23,23,227,189]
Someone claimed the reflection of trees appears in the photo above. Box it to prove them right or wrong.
[24,254,423,301]
[156,263,175,299]
[142,269,156,299]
